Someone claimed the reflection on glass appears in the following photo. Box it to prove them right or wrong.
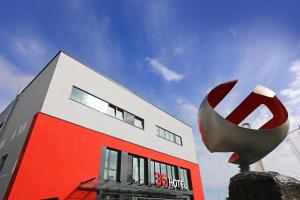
[109,150,118,170]
[94,99,109,113]
[116,108,124,120]
[150,161,155,184]
[159,128,165,137]
[172,166,176,180]
[81,93,96,108]
[155,162,160,174]
[167,165,172,179]
[183,169,189,189]
[107,105,116,117]
[70,87,82,102]
[134,117,143,129]
[70,87,144,130]
[161,163,166,174]
[140,158,144,184]
[176,136,182,145]
[104,149,118,181]
[165,131,170,140]
[133,157,139,183]
[170,134,175,142]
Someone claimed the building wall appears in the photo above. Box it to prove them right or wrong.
[8,113,204,200]
[41,52,198,163]
[0,55,59,200]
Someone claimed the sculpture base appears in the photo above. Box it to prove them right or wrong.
[229,171,300,200]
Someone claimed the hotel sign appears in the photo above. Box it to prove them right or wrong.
[155,172,187,190]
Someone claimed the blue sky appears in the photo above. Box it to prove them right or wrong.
[1,1,300,199]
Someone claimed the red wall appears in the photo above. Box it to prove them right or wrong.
[7,113,204,200]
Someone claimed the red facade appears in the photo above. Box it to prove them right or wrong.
[5,113,204,200]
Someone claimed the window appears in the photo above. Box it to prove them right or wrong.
[134,117,143,129]
[175,136,182,145]
[107,104,116,117]
[130,155,145,184]
[150,160,178,187]
[0,154,8,173]
[179,168,190,190]
[81,92,96,108]
[156,126,182,146]
[150,161,155,184]
[70,86,144,130]
[94,98,109,113]
[103,149,119,181]
[70,87,82,102]
[116,108,124,120]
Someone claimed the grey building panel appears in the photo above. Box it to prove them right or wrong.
[0,53,60,200]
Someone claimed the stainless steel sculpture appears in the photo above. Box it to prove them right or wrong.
[198,80,289,170]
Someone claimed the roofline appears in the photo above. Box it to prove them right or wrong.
[3,51,192,128]
[60,51,192,128]
[0,51,62,114]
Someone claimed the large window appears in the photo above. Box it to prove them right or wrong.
[150,160,176,185]
[156,126,182,146]
[70,87,144,129]
[179,168,190,190]
[129,155,145,185]
[104,149,119,181]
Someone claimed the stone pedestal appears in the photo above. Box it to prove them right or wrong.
[229,171,300,200]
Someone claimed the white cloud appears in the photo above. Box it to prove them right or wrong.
[174,47,184,55]
[281,60,300,106]
[0,55,34,95]
[11,37,47,58]
[146,58,184,82]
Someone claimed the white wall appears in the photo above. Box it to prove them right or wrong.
[0,55,59,199]
[42,52,197,163]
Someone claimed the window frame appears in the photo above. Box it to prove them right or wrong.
[70,86,144,130]
[156,126,183,146]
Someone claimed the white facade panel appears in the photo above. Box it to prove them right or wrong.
[42,52,198,163]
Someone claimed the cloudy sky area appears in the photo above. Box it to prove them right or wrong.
[1,1,300,199]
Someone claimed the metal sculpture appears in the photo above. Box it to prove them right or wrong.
[198,80,289,171]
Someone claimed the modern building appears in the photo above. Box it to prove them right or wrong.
[0,52,204,200]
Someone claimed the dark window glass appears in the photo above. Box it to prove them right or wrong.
[124,112,134,125]
[70,87,82,102]
[103,149,119,181]
[0,154,8,173]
